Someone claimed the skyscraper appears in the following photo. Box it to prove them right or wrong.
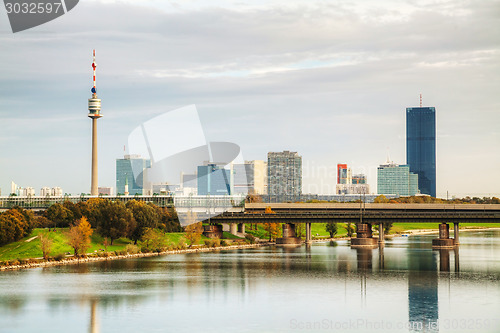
[232,160,267,195]
[406,101,436,197]
[116,154,151,195]
[267,151,302,202]
[377,162,419,196]
[197,163,232,195]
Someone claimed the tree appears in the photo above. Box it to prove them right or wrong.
[295,223,305,238]
[67,216,93,257]
[325,222,338,238]
[126,200,160,244]
[263,223,280,241]
[140,228,166,252]
[46,203,74,228]
[39,234,53,260]
[185,222,203,247]
[345,222,355,238]
[88,200,135,245]
[384,223,393,235]
[373,195,389,203]
[0,208,31,245]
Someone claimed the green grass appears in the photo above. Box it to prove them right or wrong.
[0,229,209,261]
[222,232,243,239]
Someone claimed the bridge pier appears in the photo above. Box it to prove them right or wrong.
[229,223,238,235]
[351,223,377,248]
[305,222,312,245]
[378,223,385,244]
[453,222,460,245]
[203,224,223,239]
[237,223,245,234]
[432,223,455,248]
[276,223,302,245]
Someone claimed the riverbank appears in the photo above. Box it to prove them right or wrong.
[0,241,274,272]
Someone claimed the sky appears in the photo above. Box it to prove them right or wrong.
[0,0,499,198]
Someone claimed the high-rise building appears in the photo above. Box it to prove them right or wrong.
[116,154,151,195]
[406,101,436,197]
[233,160,267,195]
[40,187,51,196]
[377,162,419,196]
[267,151,302,202]
[197,163,232,195]
[352,174,367,184]
[337,164,350,184]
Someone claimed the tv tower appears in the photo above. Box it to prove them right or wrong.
[88,50,102,196]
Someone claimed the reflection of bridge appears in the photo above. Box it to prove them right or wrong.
[209,203,500,247]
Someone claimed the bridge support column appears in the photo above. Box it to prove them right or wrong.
[230,223,237,235]
[351,223,377,248]
[237,223,245,234]
[203,224,223,239]
[432,223,455,248]
[305,222,312,245]
[453,222,459,245]
[276,223,302,245]
[378,223,385,244]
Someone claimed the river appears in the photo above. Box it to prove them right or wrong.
[1,230,499,332]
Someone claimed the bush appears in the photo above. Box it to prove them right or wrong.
[220,239,228,247]
[245,234,256,244]
[54,253,65,261]
[125,244,139,254]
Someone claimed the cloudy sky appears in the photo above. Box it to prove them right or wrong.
[0,0,499,197]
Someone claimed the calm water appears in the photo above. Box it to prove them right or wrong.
[1,231,500,333]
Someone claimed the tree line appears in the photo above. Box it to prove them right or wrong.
[0,199,182,247]
[45,198,182,244]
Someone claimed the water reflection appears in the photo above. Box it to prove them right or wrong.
[0,231,499,333]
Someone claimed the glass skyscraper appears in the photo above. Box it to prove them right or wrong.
[377,163,419,196]
[197,164,232,196]
[116,155,151,195]
[406,106,436,197]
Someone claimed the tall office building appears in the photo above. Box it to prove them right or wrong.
[406,100,436,197]
[268,151,302,202]
[377,162,419,196]
[116,154,151,195]
[337,164,350,184]
[233,160,267,195]
[197,163,232,195]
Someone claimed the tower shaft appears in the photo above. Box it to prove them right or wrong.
[91,118,98,196]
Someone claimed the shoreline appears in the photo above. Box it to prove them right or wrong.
[0,241,274,272]
[2,227,499,271]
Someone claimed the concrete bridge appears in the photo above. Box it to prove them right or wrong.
[208,203,500,248]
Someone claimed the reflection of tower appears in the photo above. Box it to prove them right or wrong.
[408,249,439,331]
[88,50,102,196]
[89,300,99,333]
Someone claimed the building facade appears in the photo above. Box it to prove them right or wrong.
[406,106,436,197]
[377,163,419,196]
[232,160,267,195]
[267,151,302,202]
[116,154,151,195]
[197,164,232,195]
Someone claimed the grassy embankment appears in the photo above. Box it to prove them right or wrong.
[0,228,229,261]
[245,222,500,240]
